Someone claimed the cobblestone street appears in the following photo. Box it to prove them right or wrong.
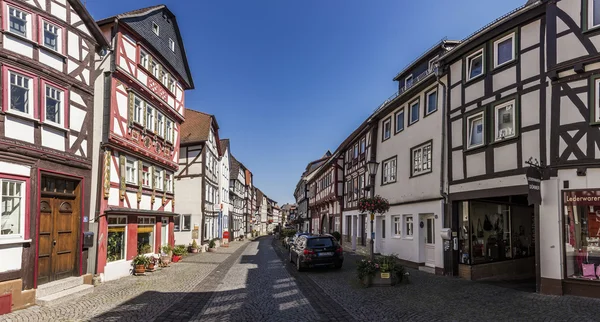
[4,236,600,321]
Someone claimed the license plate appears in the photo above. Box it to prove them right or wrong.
[319,252,334,257]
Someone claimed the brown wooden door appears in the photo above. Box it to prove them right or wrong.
[38,196,79,285]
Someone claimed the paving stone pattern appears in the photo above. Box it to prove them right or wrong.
[0,241,249,322]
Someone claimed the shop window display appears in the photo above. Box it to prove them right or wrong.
[564,191,600,281]
[458,200,534,265]
[137,217,155,254]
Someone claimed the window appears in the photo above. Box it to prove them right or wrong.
[411,142,432,176]
[429,56,438,72]
[107,216,126,262]
[43,22,59,52]
[466,112,485,149]
[146,105,154,131]
[494,33,515,68]
[9,71,32,116]
[393,216,401,237]
[382,219,386,239]
[140,51,148,69]
[405,75,413,89]
[126,158,137,184]
[165,119,173,142]
[137,217,155,254]
[174,214,191,231]
[382,118,391,140]
[165,173,173,192]
[151,60,160,79]
[154,168,164,190]
[142,164,151,187]
[409,100,419,125]
[382,158,397,184]
[152,22,159,36]
[395,109,404,133]
[156,112,164,137]
[8,7,28,38]
[167,76,175,93]
[466,49,484,81]
[169,38,175,52]
[134,96,143,124]
[44,85,63,126]
[353,144,358,159]
[404,215,414,238]
[494,100,516,141]
[426,90,437,115]
[588,0,600,29]
[564,191,600,281]
[360,138,366,155]
[0,179,25,239]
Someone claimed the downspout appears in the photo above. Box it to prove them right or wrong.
[437,71,448,205]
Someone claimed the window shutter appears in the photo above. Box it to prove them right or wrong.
[127,92,134,128]
[137,160,143,202]
[119,154,126,200]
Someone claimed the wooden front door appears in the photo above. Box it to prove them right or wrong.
[38,179,80,285]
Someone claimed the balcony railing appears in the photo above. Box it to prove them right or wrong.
[373,67,437,115]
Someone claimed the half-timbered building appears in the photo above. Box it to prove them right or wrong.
[307,151,343,235]
[229,154,245,240]
[293,177,309,232]
[438,0,546,284]
[243,167,253,236]
[175,109,222,247]
[0,0,107,312]
[91,5,193,282]
[371,39,457,273]
[218,139,230,242]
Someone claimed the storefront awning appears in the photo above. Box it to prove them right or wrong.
[104,206,180,217]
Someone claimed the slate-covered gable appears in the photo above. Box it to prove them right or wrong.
[119,7,194,89]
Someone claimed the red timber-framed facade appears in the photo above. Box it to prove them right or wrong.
[0,0,107,313]
[91,5,193,282]
[308,152,344,237]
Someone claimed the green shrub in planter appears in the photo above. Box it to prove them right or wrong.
[172,244,187,256]
[132,254,151,266]
[208,239,216,248]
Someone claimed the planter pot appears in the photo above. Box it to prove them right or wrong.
[190,248,198,253]
[363,272,398,287]
[172,255,182,263]
[208,247,216,252]
[146,263,155,272]
[160,256,171,267]
[134,265,146,275]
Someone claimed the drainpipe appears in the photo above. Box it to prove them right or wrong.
[437,66,450,275]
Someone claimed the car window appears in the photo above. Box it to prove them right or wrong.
[307,238,334,248]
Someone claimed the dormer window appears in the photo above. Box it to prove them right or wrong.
[466,49,484,81]
[43,22,59,52]
[8,7,28,38]
[152,22,159,36]
[405,75,413,89]
[169,38,175,52]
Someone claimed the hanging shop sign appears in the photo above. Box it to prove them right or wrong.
[526,167,542,205]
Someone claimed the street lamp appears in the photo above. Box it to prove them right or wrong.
[365,160,379,261]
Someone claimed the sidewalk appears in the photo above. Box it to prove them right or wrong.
[1,240,250,322]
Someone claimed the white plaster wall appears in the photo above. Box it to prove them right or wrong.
[521,89,540,127]
[4,35,33,58]
[39,51,64,71]
[0,246,23,273]
[464,80,484,104]
[70,105,86,131]
[103,260,132,282]
[520,19,541,49]
[521,49,540,80]
[521,130,540,167]
[41,126,65,151]
[110,158,120,183]
[493,143,517,172]
[116,90,128,119]
[493,66,517,92]
[449,174,527,194]
[450,61,462,85]
[450,85,462,111]
[175,177,203,215]
[22,0,43,9]
[50,0,67,21]
[164,200,173,212]
[0,161,30,177]
[557,34,588,64]
[539,177,562,281]
[5,116,34,144]
[452,150,464,181]
[139,195,151,211]
[108,187,120,206]
[451,119,463,148]
[465,152,486,177]
[137,70,148,86]
[68,31,80,60]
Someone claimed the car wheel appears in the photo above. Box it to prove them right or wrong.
[289,251,293,263]
[296,257,303,272]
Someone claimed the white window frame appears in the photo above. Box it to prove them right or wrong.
[151,60,160,79]
[42,21,61,53]
[7,6,31,39]
[589,0,600,29]
[142,164,152,187]
[140,51,148,69]
[466,111,485,149]
[107,216,127,262]
[8,71,33,118]
[175,214,191,232]
[169,38,175,52]
[146,105,155,131]
[392,216,401,237]
[382,158,397,184]
[395,108,404,133]
[405,75,413,88]
[156,112,164,137]
[0,179,26,241]
[411,142,432,177]
[168,75,176,93]
[409,100,419,125]
[125,157,138,184]
[466,49,484,81]
[493,33,515,68]
[403,215,414,239]
[133,96,144,124]
[152,22,160,36]
[165,172,173,193]
[425,89,438,115]
[494,100,517,141]
[44,85,64,127]
[165,119,173,142]
[382,118,391,140]
[154,168,164,191]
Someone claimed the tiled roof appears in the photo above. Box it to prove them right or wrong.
[180,109,213,144]
[219,139,230,155]
[97,5,194,89]
[230,154,241,179]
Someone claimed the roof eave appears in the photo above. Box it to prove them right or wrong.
[392,39,460,81]
[68,0,109,48]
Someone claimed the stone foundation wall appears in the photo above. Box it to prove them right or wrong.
[0,279,35,314]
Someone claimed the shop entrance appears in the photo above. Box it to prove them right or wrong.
[456,195,536,284]
[38,176,81,285]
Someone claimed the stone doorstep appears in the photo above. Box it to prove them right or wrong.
[35,284,94,307]
[36,276,84,299]
[418,266,436,274]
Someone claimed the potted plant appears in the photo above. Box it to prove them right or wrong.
[356,259,379,286]
[172,244,186,262]
[133,255,150,275]
[146,256,157,272]
[356,254,405,287]
[189,239,199,253]
[208,239,217,252]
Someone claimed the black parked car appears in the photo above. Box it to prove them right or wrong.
[289,234,343,271]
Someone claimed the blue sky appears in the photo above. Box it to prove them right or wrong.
[86,0,525,204]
